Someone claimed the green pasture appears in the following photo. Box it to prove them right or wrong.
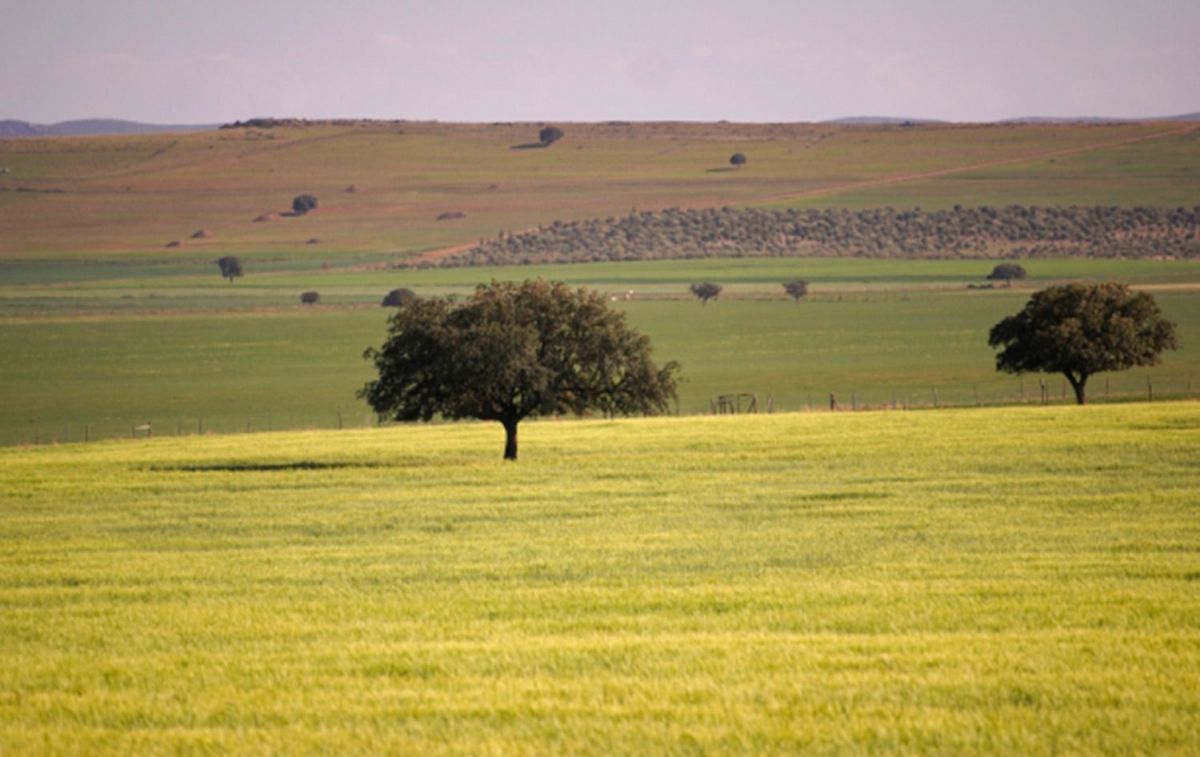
[2,405,1198,753]
[2,257,1198,446]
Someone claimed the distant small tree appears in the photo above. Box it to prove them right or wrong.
[217,256,243,282]
[381,287,417,307]
[988,282,1178,405]
[292,194,318,214]
[690,282,723,305]
[783,280,809,302]
[987,263,1027,285]
[300,291,320,305]
[539,126,564,146]
[729,153,747,168]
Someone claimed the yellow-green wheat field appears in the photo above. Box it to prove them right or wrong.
[1,404,1198,754]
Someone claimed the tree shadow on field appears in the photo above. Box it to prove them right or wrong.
[149,461,384,473]
[510,142,549,150]
[705,167,736,173]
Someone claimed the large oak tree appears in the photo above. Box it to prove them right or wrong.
[360,280,679,459]
[988,282,1178,405]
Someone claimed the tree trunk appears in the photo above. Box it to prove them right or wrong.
[1065,373,1088,405]
[502,419,519,461]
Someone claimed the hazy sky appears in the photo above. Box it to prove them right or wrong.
[3,0,1197,123]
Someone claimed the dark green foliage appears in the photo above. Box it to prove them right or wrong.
[300,291,319,305]
[539,126,564,146]
[381,288,418,307]
[730,153,747,167]
[988,263,1028,282]
[216,256,243,282]
[783,280,809,302]
[361,279,679,460]
[690,282,722,305]
[292,194,318,214]
[988,283,1179,404]
[441,205,1200,268]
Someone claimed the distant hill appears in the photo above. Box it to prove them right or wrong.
[822,116,947,126]
[829,113,1200,126]
[0,119,218,137]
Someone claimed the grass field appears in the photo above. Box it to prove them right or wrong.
[3,258,1199,446]
[2,404,1198,753]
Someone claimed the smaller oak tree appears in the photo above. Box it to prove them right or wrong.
[300,291,320,305]
[783,279,809,302]
[729,153,746,168]
[988,282,1178,405]
[539,126,564,146]
[292,194,318,214]
[690,282,722,305]
[216,256,243,282]
[987,263,1027,285]
[381,287,417,307]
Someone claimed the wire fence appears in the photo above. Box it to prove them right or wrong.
[8,373,1198,447]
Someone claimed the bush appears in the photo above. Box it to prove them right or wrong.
[300,291,320,305]
[690,282,722,305]
[216,256,243,282]
[381,288,417,307]
[292,194,318,214]
[987,262,1028,282]
[783,279,809,302]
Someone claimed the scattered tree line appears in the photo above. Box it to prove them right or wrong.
[436,205,1200,268]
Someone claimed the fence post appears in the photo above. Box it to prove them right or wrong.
[829,393,837,411]
[851,392,857,411]
[1147,376,1153,402]
[84,424,89,443]
[932,388,939,408]
[337,411,343,430]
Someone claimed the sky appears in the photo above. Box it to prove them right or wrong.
[3,0,1198,124]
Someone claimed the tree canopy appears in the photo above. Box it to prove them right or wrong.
[538,126,564,146]
[292,194,318,214]
[360,279,679,460]
[987,262,1027,283]
[729,152,747,167]
[216,256,243,282]
[783,279,809,302]
[689,282,722,305]
[381,287,418,307]
[988,282,1178,404]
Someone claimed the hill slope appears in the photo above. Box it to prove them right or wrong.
[2,120,1198,262]
[0,118,217,137]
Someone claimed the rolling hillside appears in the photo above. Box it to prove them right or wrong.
[2,120,1198,268]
